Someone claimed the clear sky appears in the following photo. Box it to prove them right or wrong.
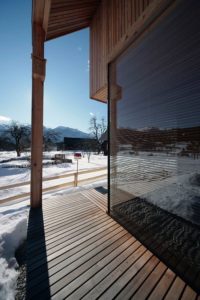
[0,1,107,133]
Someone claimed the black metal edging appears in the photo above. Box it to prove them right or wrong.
[107,63,111,216]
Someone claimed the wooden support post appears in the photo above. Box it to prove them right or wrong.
[31,23,46,208]
[108,63,122,214]
[74,173,78,187]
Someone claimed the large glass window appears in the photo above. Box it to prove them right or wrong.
[109,0,200,292]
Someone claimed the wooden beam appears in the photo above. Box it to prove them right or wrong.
[43,0,51,38]
[32,0,45,24]
[31,22,46,208]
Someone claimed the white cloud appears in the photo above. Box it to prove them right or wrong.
[89,112,94,116]
[0,115,11,123]
[77,47,82,52]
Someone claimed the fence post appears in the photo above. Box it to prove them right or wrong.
[74,173,78,187]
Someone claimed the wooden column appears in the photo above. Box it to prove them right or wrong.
[31,23,46,208]
[108,63,122,214]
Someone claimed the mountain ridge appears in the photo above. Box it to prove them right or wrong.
[0,123,90,142]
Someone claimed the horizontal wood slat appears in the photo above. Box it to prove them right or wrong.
[46,0,101,40]
[0,167,107,204]
[26,189,198,299]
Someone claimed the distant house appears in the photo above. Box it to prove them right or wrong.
[63,137,97,151]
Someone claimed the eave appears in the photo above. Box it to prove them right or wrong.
[32,0,101,42]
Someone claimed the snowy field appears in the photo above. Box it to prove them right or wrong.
[112,152,200,226]
[0,150,107,299]
[0,151,107,202]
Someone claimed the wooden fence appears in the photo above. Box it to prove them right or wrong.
[0,167,107,204]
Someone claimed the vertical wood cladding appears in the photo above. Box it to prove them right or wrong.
[90,0,151,102]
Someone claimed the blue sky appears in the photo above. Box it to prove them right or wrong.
[0,1,107,133]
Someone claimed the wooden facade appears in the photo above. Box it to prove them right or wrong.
[31,0,177,203]
[90,0,151,102]
[30,0,200,297]
[90,0,176,102]
[46,0,100,40]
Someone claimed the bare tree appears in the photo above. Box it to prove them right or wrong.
[89,116,107,154]
[0,133,14,151]
[43,128,60,151]
[83,139,97,162]
[6,122,31,157]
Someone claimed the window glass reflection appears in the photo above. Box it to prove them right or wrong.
[109,0,200,292]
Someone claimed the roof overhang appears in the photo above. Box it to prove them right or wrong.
[32,0,101,42]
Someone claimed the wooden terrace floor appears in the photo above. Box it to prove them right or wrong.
[26,189,199,299]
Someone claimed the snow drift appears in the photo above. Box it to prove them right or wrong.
[0,208,28,300]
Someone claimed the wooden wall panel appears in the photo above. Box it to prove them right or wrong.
[46,0,100,40]
[90,0,175,102]
[90,0,108,102]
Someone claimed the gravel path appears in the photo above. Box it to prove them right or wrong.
[15,242,26,300]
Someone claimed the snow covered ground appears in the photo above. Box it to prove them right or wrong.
[0,151,107,202]
[0,150,107,299]
[0,204,28,300]
[0,179,108,300]
[112,152,200,226]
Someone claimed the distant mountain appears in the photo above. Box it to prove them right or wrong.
[0,122,90,142]
[0,123,9,134]
[50,126,90,141]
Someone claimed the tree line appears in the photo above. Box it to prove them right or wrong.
[0,116,107,157]
[0,121,59,157]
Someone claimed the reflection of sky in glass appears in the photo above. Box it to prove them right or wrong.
[115,0,200,130]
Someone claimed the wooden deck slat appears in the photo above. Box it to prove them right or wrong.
[180,286,197,300]
[43,209,104,240]
[42,207,100,235]
[81,189,107,212]
[163,277,186,300]
[27,208,101,245]
[28,221,120,273]
[40,204,97,227]
[29,229,130,296]
[31,204,100,232]
[51,240,141,299]
[26,189,199,299]
[31,198,95,222]
[131,262,167,299]
[148,269,176,300]
[82,189,107,205]
[84,250,153,300]
[115,255,160,299]
[28,224,123,288]
[28,229,132,298]
[28,213,109,255]
[49,230,128,279]
[37,205,98,231]
[41,206,94,221]
[66,247,148,300]
[42,199,92,216]
[42,194,88,210]
[28,214,109,255]
[28,218,115,266]
[27,210,105,250]
[42,196,94,210]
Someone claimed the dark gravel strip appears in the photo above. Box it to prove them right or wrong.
[15,242,27,300]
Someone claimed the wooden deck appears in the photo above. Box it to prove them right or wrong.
[26,189,199,300]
